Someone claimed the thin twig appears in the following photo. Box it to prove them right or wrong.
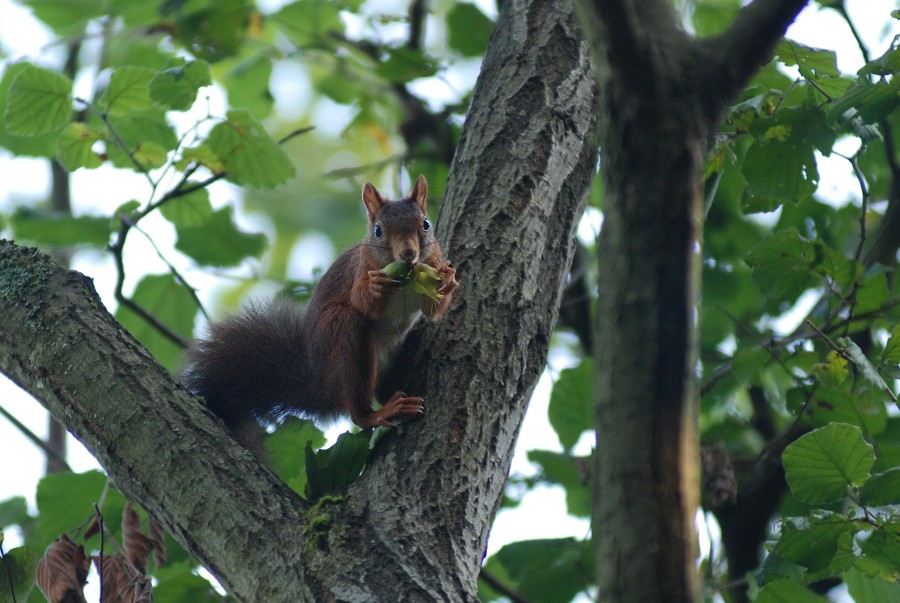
[478,568,531,603]
[804,319,846,357]
[850,152,870,264]
[278,126,315,145]
[0,403,73,472]
[132,222,209,321]
[73,97,155,189]
[833,1,871,64]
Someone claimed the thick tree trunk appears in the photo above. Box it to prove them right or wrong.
[0,0,598,600]
[574,0,808,601]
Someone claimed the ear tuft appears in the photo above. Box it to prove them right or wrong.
[411,175,428,211]
[362,183,387,219]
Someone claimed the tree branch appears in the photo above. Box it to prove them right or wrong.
[0,242,310,601]
[697,0,809,120]
[575,2,808,602]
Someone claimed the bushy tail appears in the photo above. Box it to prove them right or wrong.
[182,298,309,452]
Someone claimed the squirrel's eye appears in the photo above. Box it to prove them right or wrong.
[374,223,383,238]
[423,218,431,232]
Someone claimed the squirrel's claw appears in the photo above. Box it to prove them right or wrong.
[365,391,425,429]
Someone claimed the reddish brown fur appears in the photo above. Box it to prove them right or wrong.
[182,176,458,452]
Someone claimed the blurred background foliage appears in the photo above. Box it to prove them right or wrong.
[1,0,900,601]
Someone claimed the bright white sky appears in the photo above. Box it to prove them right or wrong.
[0,1,898,600]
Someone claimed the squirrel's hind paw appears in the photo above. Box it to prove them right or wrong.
[364,392,424,428]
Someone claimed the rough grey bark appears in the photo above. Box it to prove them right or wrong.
[573,0,808,601]
[0,0,598,600]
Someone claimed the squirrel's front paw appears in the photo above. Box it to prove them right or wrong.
[367,270,401,297]
[436,261,459,296]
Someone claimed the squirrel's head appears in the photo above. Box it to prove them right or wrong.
[362,175,433,266]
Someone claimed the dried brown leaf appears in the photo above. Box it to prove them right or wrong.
[148,517,166,567]
[121,501,165,572]
[93,553,152,603]
[35,534,90,603]
[83,512,101,540]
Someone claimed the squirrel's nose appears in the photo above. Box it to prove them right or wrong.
[399,248,418,263]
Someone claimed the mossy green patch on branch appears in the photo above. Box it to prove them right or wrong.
[302,495,347,552]
[0,241,53,300]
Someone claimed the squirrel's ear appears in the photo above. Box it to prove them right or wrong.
[411,175,428,211]
[362,183,387,219]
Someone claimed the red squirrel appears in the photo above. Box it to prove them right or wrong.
[182,175,458,453]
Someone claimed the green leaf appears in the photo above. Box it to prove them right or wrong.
[855,271,891,316]
[691,2,739,37]
[175,205,267,266]
[0,63,61,156]
[844,567,900,603]
[115,273,198,372]
[859,468,900,506]
[264,417,327,496]
[108,0,165,28]
[376,48,439,83]
[860,43,900,77]
[221,54,274,119]
[774,516,852,577]
[8,206,111,248]
[755,579,830,603]
[4,65,73,136]
[19,0,106,36]
[159,188,214,227]
[35,471,126,551]
[104,34,172,70]
[776,40,840,80]
[0,546,36,603]
[745,229,818,305]
[782,423,875,504]
[487,538,595,603]
[56,122,106,170]
[858,530,900,581]
[102,66,156,117]
[741,189,783,214]
[314,67,362,105]
[828,81,900,129]
[105,114,179,170]
[742,107,835,206]
[731,346,772,386]
[150,60,212,111]
[272,0,342,47]
[132,141,169,168]
[111,200,141,229]
[527,450,589,517]
[0,496,30,527]
[811,351,848,388]
[177,143,225,173]
[163,0,250,61]
[805,387,887,437]
[153,562,221,603]
[547,360,594,450]
[305,430,371,500]
[742,137,818,202]
[880,325,900,367]
[446,3,494,57]
[839,337,895,400]
[206,109,295,188]
[814,244,860,290]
